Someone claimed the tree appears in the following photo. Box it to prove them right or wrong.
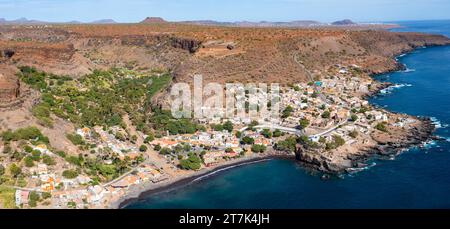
[62,170,79,179]
[321,111,331,119]
[282,106,294,119]
[235,131,242,138]
[154,145,162,151]
[139,145,148,152]
[24,156,35,167]
[299,118,310,129]
[261,129,272,139]
[273,129,282,138]
[241,136,255,145]
[9,164,22,177]
[144,135,154,144]
[223,121,234,133]
[350,114,358,122]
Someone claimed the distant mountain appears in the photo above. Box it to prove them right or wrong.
[177,19,325,28]
[331,19,357,26]
[0,17,48,25]
[141,17,167,24]
[91,19,117,24]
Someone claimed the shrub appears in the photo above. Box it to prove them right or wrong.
[299,118,310,129]
[62,170,79,179]
[375,122,388,132]
[24,156,35,167]
[43,155,56,166]
[139,145,148,152]
[66,133,85,145]
[9,164,22,177]
[321,111,331,119]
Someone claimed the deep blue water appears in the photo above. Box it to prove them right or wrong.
[127,21,450,209]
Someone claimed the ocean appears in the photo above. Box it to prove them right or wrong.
[126,20,450,209]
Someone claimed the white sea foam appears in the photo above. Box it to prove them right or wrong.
[401,68,416,73]
[379,83,413,94]
[430,117,448,129]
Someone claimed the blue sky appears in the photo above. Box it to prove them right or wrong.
[0,0,449,23]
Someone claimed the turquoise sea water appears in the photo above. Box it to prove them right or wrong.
[127,21,450,209]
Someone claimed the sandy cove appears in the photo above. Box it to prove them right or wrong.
[110,152,294,209]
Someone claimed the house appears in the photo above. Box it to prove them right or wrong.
[15,190,29,207]
[76,127,91,139]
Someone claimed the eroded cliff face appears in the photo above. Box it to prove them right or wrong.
[0,24,448,85]
[0,73,20,102]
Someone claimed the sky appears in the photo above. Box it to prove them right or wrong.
[0,0,449,23]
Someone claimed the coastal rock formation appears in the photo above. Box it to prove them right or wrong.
[296,117,436,174]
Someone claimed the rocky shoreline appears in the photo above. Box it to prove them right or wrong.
[295,46,444,175]
[296,117,436,175]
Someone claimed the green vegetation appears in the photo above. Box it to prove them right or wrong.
[139,145,148,152]
[62,170,79,179]
[251,144,267,153]
[42,155,56,166]
[375,122,388,132]
[325,135,346,150]
[0,186,16,209]
[349,130,359,138]
[321,111,331,119]
[28,191,40,207]
[350,114,358,122]
[1,126,49,144]
[241,136,255,145]
[24,157,35,167]
[272,129,282,138]
[9,164,22,177]
[18,67,173,129]
[299,118,310,129]
[261,129,272,139]
[150,108,204,135]
[282,106,294,119]
[179,153,202,170]
[66,134,85,146]
[275,137,297,152]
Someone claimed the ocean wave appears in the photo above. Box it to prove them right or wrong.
[400,68,416,73]
[379,83,413,94]
[430,117,448,129]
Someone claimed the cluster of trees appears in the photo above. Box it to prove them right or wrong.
[211,121,234,133]
[18,66,174,130]
[251,144,267,153]
[179,153,202,170]
[150,108,205,135]
[275,137,298,152]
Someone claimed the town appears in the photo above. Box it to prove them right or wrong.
[0,64,421,209]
